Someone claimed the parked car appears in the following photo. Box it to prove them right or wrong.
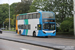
[0,29,2,34]
[1,28,5,30]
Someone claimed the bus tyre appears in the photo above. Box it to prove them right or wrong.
[19,30,21,35]
[45,36,48,38]
[33,31,36,37]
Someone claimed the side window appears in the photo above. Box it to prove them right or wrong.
[18,16,20,20]
[26,25,28,29]
[21,25,23,29]
[23,15,26,19]
[18,25,21,29]
[17,16,19,20]
[37,13,40,18]
[18,25,30,29]
[19,15,21,20]
[18,25,20,29]
[29,14,33,19]
[23,25,26,29]
[28,14,30,19]
[21,15,23,19]
[26,25,30,29]
[33,13,36,19]
[26,15,28,19]
[28,25,30,29]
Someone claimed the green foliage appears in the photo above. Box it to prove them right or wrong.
[10,3,18,19]
[60,20,70,32]
[60,17,73,32]
[29,0,73,23]
[15,2,31,14]
[56,27,62,32]
[0,3,18,28]
[0,4,9,28]
[4,18,12,27]
[56,32,74,35]
[28,0,44,12]
[0,2,31,28]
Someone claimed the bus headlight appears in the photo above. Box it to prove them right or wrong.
[43,31,46,34]
[53,31,55,34]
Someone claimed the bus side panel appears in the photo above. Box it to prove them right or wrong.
[18,20,25,35]
[24,19,28,35]
[28,19,39,36]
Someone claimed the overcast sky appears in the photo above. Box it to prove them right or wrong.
[0,0,21,5]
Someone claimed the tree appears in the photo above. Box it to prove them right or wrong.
[60,17,73,32]
[28,0,45,12]
[0,4,9,28]
[29,0,73,23]
[42,0,73,23]
[4,18,12,29]
[10,3,18,19]
[10,3,18,29]
[15,2,31,14]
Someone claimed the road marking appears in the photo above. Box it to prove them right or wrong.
[20,48,29,50]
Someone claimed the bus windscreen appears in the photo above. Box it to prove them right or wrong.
[42,12,54,18]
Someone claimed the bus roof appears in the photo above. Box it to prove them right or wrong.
[19,12,38,15]
[19,11,55,15]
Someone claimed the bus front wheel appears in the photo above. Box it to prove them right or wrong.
[45,36,48,38]
[33,31,36,37]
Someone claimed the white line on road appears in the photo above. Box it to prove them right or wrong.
[20,48,29,50]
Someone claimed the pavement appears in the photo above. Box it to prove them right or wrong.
[4,31,75,39]
[0,31,75,50]
[0,35,73,50]
[53,35,75,39]
[0,39,52,50]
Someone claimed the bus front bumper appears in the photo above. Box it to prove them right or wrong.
[38,31,56,36]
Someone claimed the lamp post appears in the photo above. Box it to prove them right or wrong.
[3,22,4,29]
[73,0,75,36]
[8,0,10,30]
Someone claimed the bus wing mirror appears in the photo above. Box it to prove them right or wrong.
[35,26,37,28]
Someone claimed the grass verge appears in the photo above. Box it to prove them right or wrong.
[3,30,16,32]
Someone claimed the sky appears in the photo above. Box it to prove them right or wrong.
[0,0,21,5]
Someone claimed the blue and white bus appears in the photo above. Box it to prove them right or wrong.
[16,11,56,37]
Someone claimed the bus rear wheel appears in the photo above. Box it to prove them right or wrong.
[33,31,36,37]
[19,30,21,35]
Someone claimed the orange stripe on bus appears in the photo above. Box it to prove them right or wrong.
[16,14,19,34]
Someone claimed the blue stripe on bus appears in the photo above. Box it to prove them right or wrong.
[37,11,43,36]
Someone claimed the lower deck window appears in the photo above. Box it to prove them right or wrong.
[18,25,30,29]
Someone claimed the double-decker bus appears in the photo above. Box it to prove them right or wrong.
[16,11,56,37]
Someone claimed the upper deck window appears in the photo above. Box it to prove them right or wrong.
[33,13,36,18]
[17,16,19,20]
[26,15,29,19]
[36,13,40,18]
[23,15,26,19]
[42,12,54,19]
[17,13,41,20]
[29,14,33,19]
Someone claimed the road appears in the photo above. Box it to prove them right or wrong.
[0,31,75,47]
[0,39,52,50]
